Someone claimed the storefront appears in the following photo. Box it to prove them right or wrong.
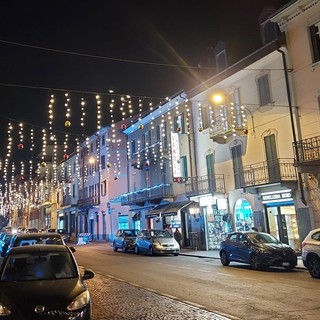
[261,189,301,252]
[234,198,254,231]
[199,195,231,250]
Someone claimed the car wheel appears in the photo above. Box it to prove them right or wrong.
[134,245,140,255]
[173,253,179,256]
[122,243,127,253]
[284,265,295,272]
[307,255,320,278]
[149,246,154,256]
[220,250,230,266]
[112,242,118,252]
[249,254,260,270]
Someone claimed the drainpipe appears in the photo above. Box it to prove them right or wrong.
[277,47,307,206]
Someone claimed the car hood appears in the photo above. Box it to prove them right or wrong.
[0,278,86,312]
[256,242,295,253]
[152,237,177,245]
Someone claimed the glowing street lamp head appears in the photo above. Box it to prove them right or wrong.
[212,93,224,105]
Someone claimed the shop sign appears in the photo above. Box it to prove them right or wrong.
[261,191,293,203]
[171,132,181,178]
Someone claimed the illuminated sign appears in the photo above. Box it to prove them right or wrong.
[261,191,293,203]
[171,132,181,178]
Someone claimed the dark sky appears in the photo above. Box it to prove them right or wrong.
[0,0,291,166]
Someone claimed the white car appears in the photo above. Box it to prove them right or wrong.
[302,228,320,278]
[134,229,180,256]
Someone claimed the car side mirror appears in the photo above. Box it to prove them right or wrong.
[70,246,76,253]
[83,269,95,280]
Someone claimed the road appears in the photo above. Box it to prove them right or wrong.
[74,242,319,320]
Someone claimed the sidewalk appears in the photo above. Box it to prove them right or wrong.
[179,248,306,269]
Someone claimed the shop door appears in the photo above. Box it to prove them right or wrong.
[266,205,301,251]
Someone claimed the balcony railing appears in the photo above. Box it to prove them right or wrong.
[240,158,297,188]
[77,195,99,207]
[209,110,247,143]
[185,174,225,196]
[120,183,173,206]
[293,136,320,166]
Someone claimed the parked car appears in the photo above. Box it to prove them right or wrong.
[113,229,138,253]
[134,229,180,256]
[302,228,320,278]
[47,228,71,242]
[3,232,75,258]
[220,231,297,271]
[0,244,94,319]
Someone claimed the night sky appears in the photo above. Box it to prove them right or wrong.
[0,0,292,169]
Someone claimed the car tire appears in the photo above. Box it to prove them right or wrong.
[173,253,179,256]
[249,254,260,270]
[307,255,320,278]
[149,246,154,256]
[134,245,140,255]
[122,243,127,253]
[112,242,118,252]
[220,250,230,266]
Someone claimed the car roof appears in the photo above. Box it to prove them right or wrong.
[7,244,70,254]
[12,232,62,239]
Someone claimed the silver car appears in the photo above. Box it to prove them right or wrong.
[134,229,180,256]
[302,228,320,278]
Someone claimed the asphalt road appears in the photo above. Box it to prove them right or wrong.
[74,242,319,320]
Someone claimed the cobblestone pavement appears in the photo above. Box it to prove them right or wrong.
[87,272,233,320]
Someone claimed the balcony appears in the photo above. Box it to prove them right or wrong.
[209,110,248,144]
[185,174,226,197]
[120,183,174,206]
[240,158,297,188]
[77,196,99,208]
[62,195,77,207]
[131,140,169,168]
[293,136,320,174]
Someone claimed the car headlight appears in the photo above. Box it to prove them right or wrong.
[67,291,90,311]
[152,240,162,248]
[0,303,11,315]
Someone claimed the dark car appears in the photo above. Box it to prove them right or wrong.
[3,232,73,258]
[219,231,297,271]
[47,228,71,242]
[0,244,94,319]
[113,229,138,253]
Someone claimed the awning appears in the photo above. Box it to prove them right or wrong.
[161,200,195,217]
[145,203,170,219]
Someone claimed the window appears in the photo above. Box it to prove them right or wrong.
[101,134,105,146]
[174,113,184,134]
[180,156,188,180]
[131,139,136,154]
[231,144,243,189]
[201,105,210,130]
[101,180,106,196]
[101,155,106,170]
[90,143,93,153]
[257,73,272,106]
[310,21,320,63]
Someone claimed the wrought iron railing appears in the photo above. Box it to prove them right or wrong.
[185,174,225,196]
[240,158,297,188]
[120,183,173,205]
[293,135,320,164]
[77,195,99,207]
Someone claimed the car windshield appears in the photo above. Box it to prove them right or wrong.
[123,230,138,237]
[249,233,282,244]
[1,251,77,281]
[150,230,171,238]
[16,236,64,246]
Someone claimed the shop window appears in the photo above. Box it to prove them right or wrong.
[310,21,320,63]
[234,198,253,231]
[118,215,129,229]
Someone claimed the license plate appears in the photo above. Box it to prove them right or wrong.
[282,262,290,266]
